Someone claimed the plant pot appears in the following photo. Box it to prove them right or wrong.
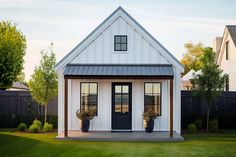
[144,119,154,133]
[81,119,90,132]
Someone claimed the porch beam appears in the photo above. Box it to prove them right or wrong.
[64,79,68,138]
[169,79,173,137]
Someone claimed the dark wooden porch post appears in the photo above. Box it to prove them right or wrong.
[169,79,173,137]
[64,79,68,137]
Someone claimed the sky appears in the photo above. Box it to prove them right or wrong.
[0,0,236,81]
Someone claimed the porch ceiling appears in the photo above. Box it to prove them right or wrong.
[63,64,174,79]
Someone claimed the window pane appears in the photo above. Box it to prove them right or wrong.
[89,94,97,104]
[122,104,129,113]
[121,36,127,43]
[153,94,160,105]
[122,85,128,93]
[81,83,89,93]
[115,94,122,112]
[153,83,160,93]
[90,83,97,94]
[115,36,120,43]
[115,44,121,50]
[115,85,121,93]
[144,83,161,116]
[81,93,88,105]
[80,83,98,116]
[145,83,152,94]
[121,44,127,50]
[115,104,122,112]
[89,104,97,114]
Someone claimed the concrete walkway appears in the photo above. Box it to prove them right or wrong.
[56,131,184,141]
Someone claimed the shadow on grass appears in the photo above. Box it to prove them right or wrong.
[183,133,236,142]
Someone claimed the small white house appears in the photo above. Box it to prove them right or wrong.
[55,7,184,138]
[214,25,236,91]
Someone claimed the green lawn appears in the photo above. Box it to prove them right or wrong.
[0,130,236,157]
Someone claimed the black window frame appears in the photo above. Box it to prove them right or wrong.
[226,41,229,60]
[144,82,162,116]
[80,82,98,116]
[114,35,127,51]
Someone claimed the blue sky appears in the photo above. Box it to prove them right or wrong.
[0,0,236,80]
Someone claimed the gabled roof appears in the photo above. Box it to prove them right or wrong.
[55,7,183,71]
[10,81,28,90]
[226,25,236,46]
[181,69,201,81]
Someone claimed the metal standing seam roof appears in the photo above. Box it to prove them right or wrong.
[64,64,174,78]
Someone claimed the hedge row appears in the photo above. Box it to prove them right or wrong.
[0,114,57,128]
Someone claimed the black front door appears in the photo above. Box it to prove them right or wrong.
[112,83,132,130]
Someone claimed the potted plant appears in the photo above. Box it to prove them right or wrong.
[143,109,159,132]
[76,110,95,132]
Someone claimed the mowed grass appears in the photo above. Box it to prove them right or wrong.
[0,129,236,157]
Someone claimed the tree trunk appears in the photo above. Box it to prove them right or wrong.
[206,105,210,131]
[44,104,48,124]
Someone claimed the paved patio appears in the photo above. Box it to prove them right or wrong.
[56,131,184,141]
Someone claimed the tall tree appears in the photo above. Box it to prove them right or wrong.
[181,42,204,75]
[0,21,26,89]
[191,47,225,131]
[29,43,58,123]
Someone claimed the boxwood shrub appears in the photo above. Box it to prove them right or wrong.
[43,123,53,132]
[17,123,27,131]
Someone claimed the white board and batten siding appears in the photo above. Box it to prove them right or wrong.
[56,7,184,135]
[70,17,169,65]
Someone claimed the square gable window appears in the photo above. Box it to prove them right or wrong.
[114,35,127,51]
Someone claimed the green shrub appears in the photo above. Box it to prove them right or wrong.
[29,124,40,133]
[0,115,58,129]
[194,118,203,129]
[29,119,42,133]
[17,123,27,131]
[32,119,42,129]
[43,123,53,132]
[188,124,197,133]
[209,119,218,132]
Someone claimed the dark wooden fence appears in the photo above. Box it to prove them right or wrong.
[1,90,236,129]
[0,90,57,128]
[181,91,236,129]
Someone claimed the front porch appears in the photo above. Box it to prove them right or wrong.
[56,131,184,141]
[61,64,178,138]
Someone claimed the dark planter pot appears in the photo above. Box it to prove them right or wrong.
[81,119,90,132]
[144,119,154,133]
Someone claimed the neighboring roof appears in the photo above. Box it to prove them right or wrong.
[181,69,196,81]
[226,25,236,46]
[11,81,28,90]
[64,64,174,79]
[55,6,184,71]
[216,25,236,63]
[181,69,201,81]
